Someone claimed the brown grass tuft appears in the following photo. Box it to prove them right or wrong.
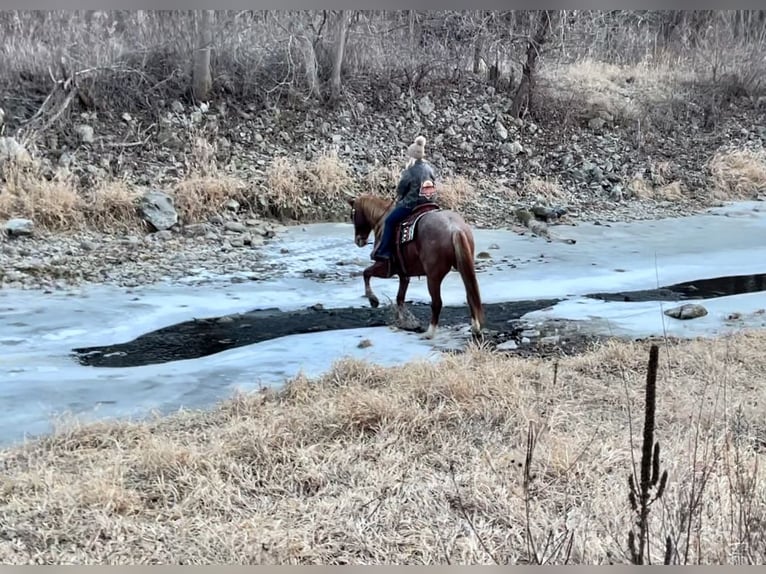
[172,175,248,224]
[522,176,568,202]
[1,162,145,232]
[264,150,355,218]
[362,163,402,197]
[437,175,477,210]
[539,58,694,125]
[708,147,766,200]
[2,331,766,563]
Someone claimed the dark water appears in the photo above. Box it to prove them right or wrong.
[72,272,766,369]
[586,272,766,303]
[72,298,561,368]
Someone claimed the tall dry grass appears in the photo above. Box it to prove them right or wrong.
[1,331,765,564]
[708,147,766,200]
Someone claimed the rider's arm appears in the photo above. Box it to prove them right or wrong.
[395,173,409,200]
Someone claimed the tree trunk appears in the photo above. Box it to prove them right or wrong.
[301,36,321,99]
[510,10,554,119]
[473,36,484,74]
[329,10,349,104]
[192,10,214,102]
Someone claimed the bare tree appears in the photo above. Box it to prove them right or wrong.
[511,10,555,118]
[192,10,214,102]
[329,10,349,104]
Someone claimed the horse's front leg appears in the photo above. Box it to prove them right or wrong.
[395,274,410,320]
[362,261,388,308]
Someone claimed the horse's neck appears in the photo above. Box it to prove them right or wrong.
[366,200,392,237]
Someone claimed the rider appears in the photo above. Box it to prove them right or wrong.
[373,135,437,263]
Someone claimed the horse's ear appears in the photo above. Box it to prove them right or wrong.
[345,195,355,207]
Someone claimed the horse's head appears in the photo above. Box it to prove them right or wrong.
[346,194,392,248]
[346,196,372,247]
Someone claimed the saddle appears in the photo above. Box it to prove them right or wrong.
[384,202,440,277]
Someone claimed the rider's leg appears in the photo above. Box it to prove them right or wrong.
[374,205,411,260]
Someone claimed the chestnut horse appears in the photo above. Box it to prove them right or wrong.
[346,194,484,339]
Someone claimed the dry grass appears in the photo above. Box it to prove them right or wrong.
[540,58,693,124]
[0,161,142,232]
[708,147,766,200]
[171,175,248,224]
[522,176,569,203]
[436,175,478,210]
[2,331,766,564]
[362,163,402,197]
[264,150,355,218]
[0,149,360,231]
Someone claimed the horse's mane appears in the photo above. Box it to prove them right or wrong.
[355,194,393,234]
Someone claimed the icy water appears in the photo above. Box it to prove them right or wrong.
[2,200,766,447]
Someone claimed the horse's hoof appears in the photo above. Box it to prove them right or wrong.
[369,297,380,309]
[422,325,437,340]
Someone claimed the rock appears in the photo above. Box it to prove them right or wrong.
[495,121,508,140]
[139,189,178,231]
[58,152,74,168]
[225,199,240,212]
[171,100,184,114]
[496,340,518,351]
[75,124,95,144]
[508,141,524,156]
[588,117,606,131]
[224,221,247,233]
[418,96,435,116]
[488,243,500,250]
[80,240,98,251]
[183,223,212,237]
[153,230,173,241]
[0,107,4,127]
[610,185,624,201]
[476,251,492,259]
[357,338,373,349]
[4,218,34,237]
[0,137,31,167]
[664,303,708,320]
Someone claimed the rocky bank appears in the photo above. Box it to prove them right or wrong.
[2,76,766,290]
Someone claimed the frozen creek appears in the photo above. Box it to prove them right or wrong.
[2,200,766,447]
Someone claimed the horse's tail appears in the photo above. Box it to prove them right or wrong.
[452,227,484,333]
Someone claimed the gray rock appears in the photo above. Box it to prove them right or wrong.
[139,189,178,231]
[224,221,247,233]
[495,121,508,140]
[4,218,34,237]
[0,137,31,167]
[184,223,212,237]
[418,95,435,116]
[75,124,94,144]
[171,100,184,114]
[588,117,606,131]
[508,141,524,156]
[664,303,708,320]
[225,199,240,212]
[496,340,518,351]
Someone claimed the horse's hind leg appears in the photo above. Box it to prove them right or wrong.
[423,275,444,340]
